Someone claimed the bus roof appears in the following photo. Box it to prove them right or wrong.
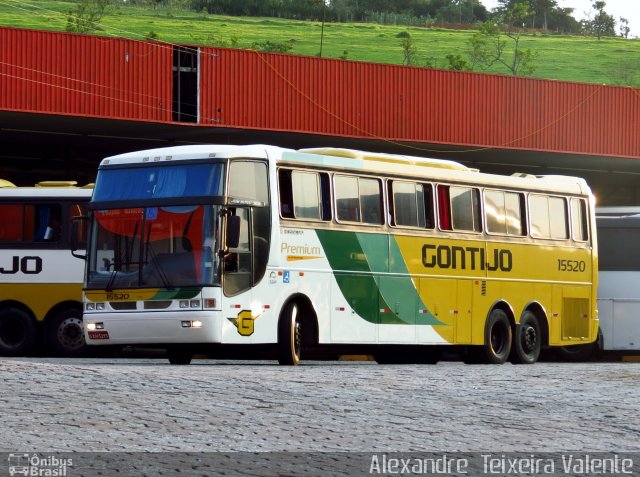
[99,144,287,167]
[0,186,93,199]
[100,144,591,196]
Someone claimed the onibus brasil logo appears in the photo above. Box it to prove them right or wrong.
[8,453,72,476]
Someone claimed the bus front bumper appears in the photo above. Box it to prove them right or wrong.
[83,311,222,345]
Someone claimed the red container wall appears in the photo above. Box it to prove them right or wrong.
[0,27,172,122]
[1,27,639,159]
[200,47,640,158]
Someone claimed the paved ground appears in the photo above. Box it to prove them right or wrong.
[1,357,639,454]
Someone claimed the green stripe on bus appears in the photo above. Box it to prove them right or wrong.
[316,230,440,326]
[151,287,201,300]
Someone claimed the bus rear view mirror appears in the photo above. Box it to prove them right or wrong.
[226,215,241,249]
[71,216,89,260]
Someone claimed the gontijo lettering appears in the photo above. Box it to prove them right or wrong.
[422,244,512,272]
[0,255,43,274]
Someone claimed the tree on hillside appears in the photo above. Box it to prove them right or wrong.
[435,0,489,24]
[532,0,556,30]
[545,7,580,34]
[65,0,108,34]
[588,1,615,39]
[469,1,537,76]
[494,0,562,31]
[619,17,630,39]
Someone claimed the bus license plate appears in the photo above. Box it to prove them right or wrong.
[88,330,110,340]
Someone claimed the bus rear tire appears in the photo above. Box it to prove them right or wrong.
[48,309,87,357]
[277,302,302,366]
[0,307,37,356]
[510,311,542,365]
[478,309,512,364]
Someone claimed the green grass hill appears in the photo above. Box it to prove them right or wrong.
[2,1,640,86]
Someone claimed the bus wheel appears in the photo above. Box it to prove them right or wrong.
[483,309,512,364]
[510,311,541,365]
[167,347,192,365]
[278,302,302,366]
[48,309,87,357]
[0,308,37,356]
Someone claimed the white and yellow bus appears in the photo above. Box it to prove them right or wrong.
[82,145,598,365]
[0,181,92,356]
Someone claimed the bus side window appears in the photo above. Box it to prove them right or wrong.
[0,205,24,241]
[571,198,588,241]
[530,194,568,239]
[359,177,382,225]
[335,175,382,225]
[484,190,525,236]
[41,206,62,241]
[278,169,331,221]
[450,186,481,232]
[390,181,434,229]
[335,175,360,222]
[278,169,294,219]
[437,185,452,230]
[292,171,322,220]
[69,203,89,248]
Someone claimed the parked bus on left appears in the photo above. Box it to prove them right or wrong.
[0,180,92,356]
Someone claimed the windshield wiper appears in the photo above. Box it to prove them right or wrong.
[105,268,118,292]
[145,224,173,290]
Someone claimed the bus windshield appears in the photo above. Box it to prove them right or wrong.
[86,204,222,289]
[92,163,224,204]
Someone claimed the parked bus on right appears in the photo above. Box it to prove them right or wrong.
[556,207,640,360]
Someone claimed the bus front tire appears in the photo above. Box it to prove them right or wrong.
[510,311,542,365]
[0,307,37,356]
[48,309,87,357]
[277,302,302,366]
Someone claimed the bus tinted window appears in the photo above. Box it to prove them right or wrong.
[391,181,434,229]
[549,197,568,239]
[599,226,640,271]
[485,190,525,236]
[69,203,89,247]
[335,175,382,225]
[94,164,225,203]
[292,171,321,220]
[571,198,589,241]
[229,161,268,203]
[360,178,383,225]
[450,186,481,232]
[278,169,330,221]
[0,204,61,242]
[530,194,568,239]
[335,176,359,222]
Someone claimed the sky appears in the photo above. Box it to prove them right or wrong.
[480,0,640,38]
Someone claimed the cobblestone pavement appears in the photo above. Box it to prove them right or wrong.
[1,358,639,453]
